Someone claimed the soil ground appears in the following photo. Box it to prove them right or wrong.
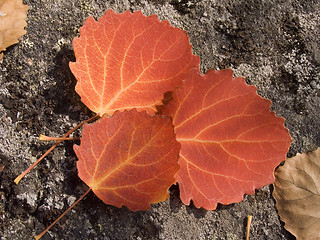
[0,0,319,239]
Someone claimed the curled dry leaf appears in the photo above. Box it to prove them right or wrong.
[70,9,199,116]
[164,69,292,210]
[273,147,320,240]
[74,109,180,211]
[0,0,28,60]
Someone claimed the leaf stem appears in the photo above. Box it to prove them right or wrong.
[34,187,92,240]
[246,215,253,240]
[14,114,99,184]
[39,134,80,141]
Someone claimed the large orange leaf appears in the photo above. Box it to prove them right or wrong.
[164,69,292,210]
[73,109,180,211]
[70,9,199,116]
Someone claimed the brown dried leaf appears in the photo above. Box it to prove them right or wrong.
[273,147,320,240]
[0,0,28,60]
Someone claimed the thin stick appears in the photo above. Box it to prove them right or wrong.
[14,114,99,184]
[34,188,92,240]
[39,134,80,141]
[246,215,253,240]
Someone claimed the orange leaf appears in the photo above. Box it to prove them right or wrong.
[164,69,292,210]
[74,109,180,211]
[70,9,199,116]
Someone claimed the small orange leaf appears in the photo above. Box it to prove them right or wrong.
[164,69,292,210]
[74,109,180,211]
[273,147,320,240]
[70,9,199,116]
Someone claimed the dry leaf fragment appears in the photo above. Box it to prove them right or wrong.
[0,0,28,60]
[273,147,320,240]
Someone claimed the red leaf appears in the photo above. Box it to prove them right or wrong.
[70,10,199,116]
[164,69,292,210]
[74,109,180,211]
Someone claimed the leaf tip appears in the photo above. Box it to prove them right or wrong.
[34,235,41,240]
[14,175,23,184]
[246,215,253,240]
